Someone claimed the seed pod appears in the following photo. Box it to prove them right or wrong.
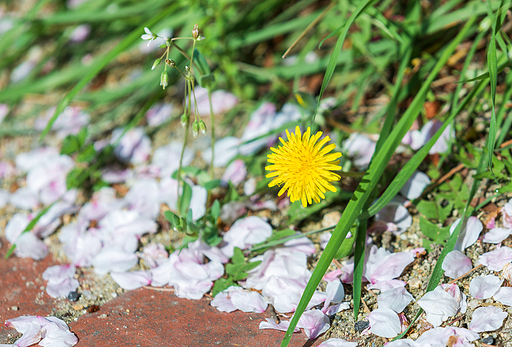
[160,71,169,89]
[180,114,188,127]
[199,120,206,135]
[192,24,199,40]
[166,59,176,68]
[192,120,199,138]
[151,58,161,71]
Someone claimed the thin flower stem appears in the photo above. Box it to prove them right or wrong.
[177,80,191,215]
[208,88,215,178]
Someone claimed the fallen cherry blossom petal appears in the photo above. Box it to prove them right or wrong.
[324,302,350,316]
[469,306,507,332]
[221,159,247,186]
[469,275,502,299]
[202,136,240,167]
[189,185,207,221]
[259,318,299,333]
[493,286,512,306]
[478,246,512,271]
[441,283,467,314]
[283,235,316,255]
[415,327,479,346]
[368,307,401,338]
[221,216,272,257]
[364,246,414,286]
[400,171,431,200]
[139,243,169,268]
[343,133,376,168]
[297,310,330,339]
[323,269,343,282]
[442,250,472,279]
[374,198,412,235]
[417,286,460,326]
[377,287,414,313]
[4,315,77,347]
[124,179,160,219]
[322,280,345,313]
[230,289,268,313]
[482,227,512,244]
[111,271,152,290]
[385,340,420,347]
[91,247,139,276]
[152,142,194,177]
[450,216,483,251]
[317,338,358,347]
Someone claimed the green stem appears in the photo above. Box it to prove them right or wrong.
[208,88,215,178]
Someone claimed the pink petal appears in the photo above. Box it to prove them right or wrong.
[145,103,173,127]
[323,269,343,282]
[368,307,401,338]
[91,247,139,275]
[417,286,459,326]
[283,236,316,255]
[259,318,299,333]
[221,216,272,257]
[317,338,358,347]
[482,227,512,244]
[124,179,160,219]
[8,187,39,210]
[152,142,194,177]
[400,171,431,200]
[190,185,207,221]
[469,275,502,299]
[343,133,376,167]
[99,210,157,236]
[493,286,512,306]
[4,316,77,347]
[139,243,169,268]
[211,287,240,312]
[231,290,268,313]
[46,277,80,299]
[221,159,247,186]
[450,216,483,251]
[377,287,414,313]
[384,339,420,347]
[416,327,479,346]
[469,306,507,332]
[478,246,512,271]
[16,232,49,260]
[365,246,414,284]
[297,310,330,339]
[111,271,152,290]
[202,136,241,168]
[324,302,350,316]
[442,250,472,279]
[322,280,345,313]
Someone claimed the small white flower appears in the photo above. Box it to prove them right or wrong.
[141,27,156,46]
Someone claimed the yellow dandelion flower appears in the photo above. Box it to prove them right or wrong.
[265,126,342,207]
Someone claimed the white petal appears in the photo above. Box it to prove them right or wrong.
[297,310,330,339]
[377,287,414,313]
[111,271,152,290]
[368,307,401,338]
[317,338,358,347]
[400,171,431,200]
[450,217,483,251]
[469,275,502,299]
[482,227,512,243]
[469,306,507,332]
[442,250,472,279]
[478,246,512,271]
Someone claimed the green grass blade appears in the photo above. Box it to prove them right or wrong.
[280,17,476,347]
[362,78,487,220]
[311,0,377,123]
[4,203,55,259]
[486,3,498,174]
[353,211,366,319]
[39,3,179,141]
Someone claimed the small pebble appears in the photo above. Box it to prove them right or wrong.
[72,304,84,311]
[354,320,369,332]
[67,291,80,302]
[481,336,494,344]
[98,314,107,319]
[10,306,18,311]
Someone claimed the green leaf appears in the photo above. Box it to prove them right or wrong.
[61,134,80,155]
[202,179,221,190]
[171,166,202,179]
[179,183,192,218]
[211,278,234,297]
[66,167,84,189]
[419,217,450,244]
[211,200,220,221]
[76,143,96,163]
[416,198,453,223]
[486,1,498,175]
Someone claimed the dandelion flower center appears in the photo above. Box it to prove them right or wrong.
[265,126,342,207]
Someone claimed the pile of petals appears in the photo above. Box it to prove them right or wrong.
[0,315,77,347]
